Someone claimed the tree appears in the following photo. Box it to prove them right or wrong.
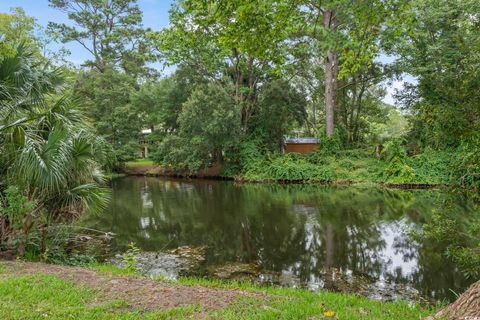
[156,0,296,133]
[336,63,398,145]
[296,0,409,136]
[426,280,480,320]
[131,65,203,135]
[73,67,141,161]
[48,0,153,73]
[154,83,240,171]
[251,79,307,152]
[396,0,480,148]
[0,7,39,58]
[0,7,64,62]
[0,44,110,255]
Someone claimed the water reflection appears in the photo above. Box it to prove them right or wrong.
[86,176,477,302]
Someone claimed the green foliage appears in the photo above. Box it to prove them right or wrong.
[0,44,109,259]
[407,148,451,184]
[264,154,335,181]
[250,79,307,152]
[73,67,142,162]
[122,242,141,273]
[451,141,480,190]
[0,186,33,231]
[381,139,407,163]
[48,0,154,74]
[234,141,462,185]
[378,140,415,183]
[154,83,240,171]
[383,158,416,184]
[0,7,61,61]
[36,225,96,266]
[131,68,197,135]
[396,0,480,148]
[320,131,343,155]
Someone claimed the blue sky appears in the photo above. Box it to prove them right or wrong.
[0,0,174,65]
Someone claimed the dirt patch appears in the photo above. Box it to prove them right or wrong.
[1,261,256,313]
[124,164,159,175]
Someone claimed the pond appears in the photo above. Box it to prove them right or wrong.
[86,176,478,303]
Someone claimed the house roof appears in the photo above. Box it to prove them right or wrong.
[285,137,320,144]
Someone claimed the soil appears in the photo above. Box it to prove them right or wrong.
[0,261,258,314]
[125,162,225,179]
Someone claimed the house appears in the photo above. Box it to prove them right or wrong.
[284,137,320,154]
[140,129,152,158]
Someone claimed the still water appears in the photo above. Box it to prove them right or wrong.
[87,176,478,302]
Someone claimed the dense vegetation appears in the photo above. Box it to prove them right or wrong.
[12,0,473,188]
[1,0,480,316]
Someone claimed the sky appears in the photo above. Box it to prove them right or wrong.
[0,0,174,65]
[0,0,405,105]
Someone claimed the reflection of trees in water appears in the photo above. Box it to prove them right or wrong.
[84,177,475,301]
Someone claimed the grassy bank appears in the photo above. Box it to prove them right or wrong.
[125,159,155,167]
[126,146,460,188]
[0,261,437,320]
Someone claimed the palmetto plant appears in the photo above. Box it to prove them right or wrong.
[0,44,110,229]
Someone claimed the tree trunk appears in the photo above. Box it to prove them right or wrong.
[323,10,339,138]
[425,280,480,319]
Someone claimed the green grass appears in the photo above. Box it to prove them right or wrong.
[0,273,197,320]
[87,262,139,276]
[175,277,436,320]
[0,262,438,319]
[125,158,155,167]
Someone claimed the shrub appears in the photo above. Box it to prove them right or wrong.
[380,139,416,183]
[408,148,452,184]
[451,142,480,190]
[122,242,141,273]
[0,186,33,231]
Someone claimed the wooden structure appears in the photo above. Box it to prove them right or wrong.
[284,137,320,154]
[140,129,152,158]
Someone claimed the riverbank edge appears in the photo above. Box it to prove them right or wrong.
[0,260,438,319]
[122,162,447,190]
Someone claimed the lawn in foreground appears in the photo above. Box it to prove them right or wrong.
[0,262,437,319]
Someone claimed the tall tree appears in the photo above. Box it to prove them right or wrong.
[73,67,141,161]
[296,0,409,137]
[48,0,153,73]
[156,0,296,133]
[396,0,480,148]
[0,7,38,57]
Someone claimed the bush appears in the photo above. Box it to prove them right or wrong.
[263,153,334,181]
[408,148,452,184]
[451,142,480,190]
[380,139,416,183]
[0,186,33,232]
[122,242,141,273]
